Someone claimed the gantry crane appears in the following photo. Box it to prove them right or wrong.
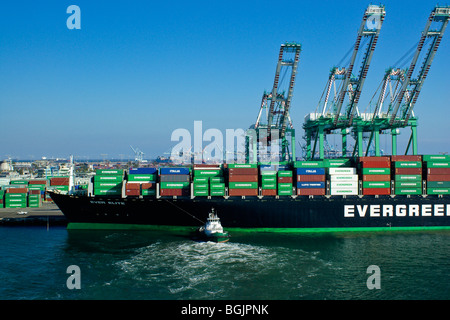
[248,42,301,163]
[358,5,450,156]
[302,5,385,159]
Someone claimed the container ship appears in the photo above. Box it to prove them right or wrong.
[49,155,450,232]
[50,5,450,232]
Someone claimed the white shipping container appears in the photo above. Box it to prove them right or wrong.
[330,174,358,181]
[329,167,357,175]
[330,187,358,195]
[331,181,358,189]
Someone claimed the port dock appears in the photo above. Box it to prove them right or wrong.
[0,202,67,226]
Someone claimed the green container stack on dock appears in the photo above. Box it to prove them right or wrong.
[93,169,124,196]
[424,154,450,195]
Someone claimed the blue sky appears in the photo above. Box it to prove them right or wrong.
[0,0,449,160]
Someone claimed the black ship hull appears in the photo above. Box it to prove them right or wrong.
[49,192,450,232]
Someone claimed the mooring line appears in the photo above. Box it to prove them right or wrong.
[163,199,205,224]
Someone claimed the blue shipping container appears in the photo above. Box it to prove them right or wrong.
[296,168,325,175]
[160,167,190,175]
[297,182,325,189]
[129,168,157,174]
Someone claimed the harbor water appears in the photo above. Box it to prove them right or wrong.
[0,225,449,301]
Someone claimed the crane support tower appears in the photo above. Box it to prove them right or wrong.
[358,5,450,157]
[302,5,385,159]
[248,42,301,164]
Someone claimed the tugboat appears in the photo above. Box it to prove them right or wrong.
[195,208,230,243]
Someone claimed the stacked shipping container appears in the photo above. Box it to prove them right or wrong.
[228,163,258,196]
[50,177,70,193]
[159,167,190,196]
[125,168,157,196]
[260,166,277,196]
[295,161,326,196]
[359,157,391,195]
[5,187,28,208]
[391,155,422,195]
[93,169,124,196]
[329,167,358,195]
[192,164,223,197]
[424,155,450,195]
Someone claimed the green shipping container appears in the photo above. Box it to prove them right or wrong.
[394,175,421,181]
[228,163,258,169]
[193,177,209,183]
[324,159,352,167]
[427,181,450,188]
[96,169,124,175]
[94,188,122,195]
[10,180,28,185]
[5,203,27,208]
[261,176,276,183]
[141,189,156,196]
[193,183,208,190]
[278,189,292,195]
[277,183,292,190]
[423,154,450,162]
[261,183,276,189]
[362,168,390,175]
[294,161,324,168]
[94,175,124,182]
[229,182,258,189]
[277,170,293,177]
[127,174,156,181]
[394,188,422,195]
[426,162,450,168]
[194,170,222,177]
[94,182,122,188]
[427,188,450,195]
[160,182,190,189]
[394,161,421,168]
[260,171,277,176]
[193,190,209,196]
[395,181,421,188]
[363,181,390,188]
[210,189,225,196]
[210,183,225,190]
[210,177,224,183]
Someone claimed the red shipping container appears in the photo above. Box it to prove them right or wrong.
[427,174,450,181]
[359,156,390,162]
[362,188,391,195]
[228,175,258,182]
[391,155,422,162]
[6,188,28,193]
[229,188,258,196]
[297,175,326,182]
[362,174,391,181]
[125,183,141,190]
[193,164,221,169]
[361,161,391,168]
[29,180,47,185]
[29,190,41,195]
[51,178,69,186]
[125,189,140,196]
[261,189,277,196]
[297,188,325,196]
[228,168,258,175]
[427,168,450,175]
[395,168,422,175]
[141,182,155,190]
[277,176,292,183]
[160,189,189,196]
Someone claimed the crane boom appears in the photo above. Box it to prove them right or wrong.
[333,5,385,127]
[389,6,450,126]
